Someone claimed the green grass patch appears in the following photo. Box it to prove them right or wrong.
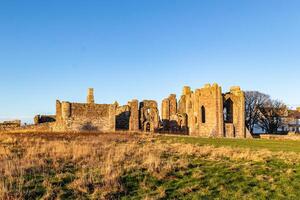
[119,157,300,200]
[159,135,300,152]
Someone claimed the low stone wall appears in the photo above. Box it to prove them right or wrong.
[0,121,117,134]
[259,133,300,140]
[0,122,55,133]
[0,120,21,131]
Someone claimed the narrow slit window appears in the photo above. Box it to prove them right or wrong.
[201,106,206,123]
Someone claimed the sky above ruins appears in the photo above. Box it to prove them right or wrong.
[0,0,300,122]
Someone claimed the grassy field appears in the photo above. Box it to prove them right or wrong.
[159,135,300,152]
[1,133,300,199]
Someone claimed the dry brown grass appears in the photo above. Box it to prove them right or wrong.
[1,132,300,199]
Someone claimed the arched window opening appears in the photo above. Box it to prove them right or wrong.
[224,98,233,123]
[201,106,206,123]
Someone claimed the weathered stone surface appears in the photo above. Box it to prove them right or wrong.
[223,86,246,138]
[140,100,159,132]
[161,84,246,138]
[116,105,130,130]
[169,94,177,117]
[169,113,188,133]
[87,88,95,104]
[0,120,21,131]
[129,99,139,131]
[52,89,116,132]
[161,98,170,121]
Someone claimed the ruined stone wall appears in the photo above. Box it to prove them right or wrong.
[55,101,116,132]
[2,122,56,133]
[169,94,177,116]
[178,86,193,131]
[223,86,246,138]
[0,120,21,131]
[34,115,56,125]
[192,84,224,137]
[176,84,246,138]
[116,105,130,130]
[225,123,235,138]
[128,100,139,131]
[56,100,62,123]
[161,95,173,131]
[178,84,223,137]
[140,100,159,132]
[161,94,188,133]
[1,87,246,137]
[161,99,170,121]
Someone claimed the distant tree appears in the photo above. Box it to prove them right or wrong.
[258,100,288,134]
[245,91,270,133]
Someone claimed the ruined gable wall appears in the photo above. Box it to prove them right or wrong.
[140,100,159,132]
[223,86,246,138]
[192,84,223,137]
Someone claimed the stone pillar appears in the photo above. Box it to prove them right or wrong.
[129,99,139,131]
[161,98,170,131]
[169,94,177,116]
[109,104,116,132]
[214,83,224,138]
[87,88,95,104]
[186,93,195,134]
[230,86,246,138]
[183,86,191,96]
[61,101,71,121]
[56,100,62,122]
[178,95,186,114]
[161,98,170,120]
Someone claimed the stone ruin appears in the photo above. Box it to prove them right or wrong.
[0,120,21,131]
[0,84,251,138]
[162,84,249,138]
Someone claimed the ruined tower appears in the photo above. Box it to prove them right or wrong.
[87,88,95,104]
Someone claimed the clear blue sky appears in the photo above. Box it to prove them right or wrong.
[1,0,300,122]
